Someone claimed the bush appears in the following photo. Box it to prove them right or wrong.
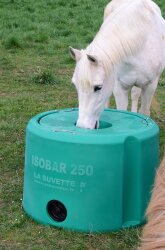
[32,70,57,85]
[3,35,23,49]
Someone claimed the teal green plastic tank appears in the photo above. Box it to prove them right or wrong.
[23,108,159,232]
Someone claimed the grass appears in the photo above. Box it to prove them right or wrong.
[0,0,165,249]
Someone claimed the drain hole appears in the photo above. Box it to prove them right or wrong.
[47,200,67,222]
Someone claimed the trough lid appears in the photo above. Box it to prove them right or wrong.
[38,108,156,136]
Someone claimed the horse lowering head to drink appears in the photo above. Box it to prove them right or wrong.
[70,48,114,129]
[70,0,165,129]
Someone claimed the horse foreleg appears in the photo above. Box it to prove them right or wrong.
[139,78,159,116]
[131,86,141,113]
[113,83,128,110]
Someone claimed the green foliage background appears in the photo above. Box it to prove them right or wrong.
[0,0,164,249]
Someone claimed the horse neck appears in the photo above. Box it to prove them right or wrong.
[86,0,156,75]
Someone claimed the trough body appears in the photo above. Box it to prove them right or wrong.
[23,108,159,232]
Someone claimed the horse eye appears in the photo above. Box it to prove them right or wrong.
[94,85,103,92]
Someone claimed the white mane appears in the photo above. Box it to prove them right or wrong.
[79,0,161,89]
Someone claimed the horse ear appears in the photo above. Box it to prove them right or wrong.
[69,47,81,61]
[87,54,98,64]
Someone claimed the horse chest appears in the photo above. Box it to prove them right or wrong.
[116,58,156,88]
[117,63,137,87]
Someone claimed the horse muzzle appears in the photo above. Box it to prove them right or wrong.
[76,118,99,130]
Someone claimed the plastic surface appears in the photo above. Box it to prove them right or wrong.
[23,108,159,232]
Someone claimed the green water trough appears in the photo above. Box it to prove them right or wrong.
[23,108,159,232]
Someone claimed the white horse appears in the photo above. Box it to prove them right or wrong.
[70,0,165,129]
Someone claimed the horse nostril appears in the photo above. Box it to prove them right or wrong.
[95,121,98,129]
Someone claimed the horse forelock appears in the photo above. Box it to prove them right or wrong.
[76,51,93,90]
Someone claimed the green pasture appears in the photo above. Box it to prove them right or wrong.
[0,0,164,249]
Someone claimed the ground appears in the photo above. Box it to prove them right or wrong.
[0,0,164,249]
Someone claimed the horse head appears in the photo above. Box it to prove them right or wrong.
[70,47,114,129]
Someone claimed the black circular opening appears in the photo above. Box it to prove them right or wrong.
[47,200,67,222]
